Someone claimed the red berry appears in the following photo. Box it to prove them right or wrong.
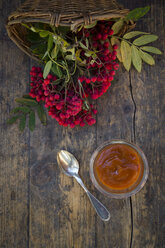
[91,76,97,83]
[78,77,85,83]
[86,78,91,84]
[47,74,53,80]
[44,79,50,85]
[103,49,110,55]
[70,123,75,128]
[109,70,115,76]
[85,32,90,38]
[88,118,96,125]
[112,55,116,60]
[31,66,36,72]
[56,104,63,110]
[31,77,36,82]
[38,90,43,95]
[103,42,109,48]
[36,96,41,102]
[54,94,60,100]
[44,90,49,96]
[97,75,103,82]
[49,95,54,101]
[96,33,102,40]
[79,121,85,127]
[108,29,114,36]
[113,44,118,50]
[102,34,108,40]
[108,76,114,81]
[92,109,98,114]
[38,72,43,78]
[112,51,117,56]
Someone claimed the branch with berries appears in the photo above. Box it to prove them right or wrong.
[8,6,162,131]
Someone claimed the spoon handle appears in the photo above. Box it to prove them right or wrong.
[74,174,110,221]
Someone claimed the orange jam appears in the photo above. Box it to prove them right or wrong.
[94,144,144,190]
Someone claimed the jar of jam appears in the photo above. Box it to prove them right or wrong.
[90,140,149,198]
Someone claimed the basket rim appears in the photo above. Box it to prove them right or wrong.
[7,8,129,31]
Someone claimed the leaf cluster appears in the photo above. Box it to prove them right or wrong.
[7,95,47,132]
[110,6,162,72]
[112,32,162,72]
[24,23,76,81]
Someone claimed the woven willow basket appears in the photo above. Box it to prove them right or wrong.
[6,0,130,61]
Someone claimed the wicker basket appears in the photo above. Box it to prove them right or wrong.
[6,0,129,61]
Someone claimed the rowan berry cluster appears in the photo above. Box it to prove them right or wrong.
[29,20,120,128]
[78,20,119,100]
[29,67,97,127]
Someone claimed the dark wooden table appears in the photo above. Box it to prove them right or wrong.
[0,0,164,247]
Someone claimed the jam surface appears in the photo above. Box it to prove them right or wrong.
[94,144,142,190]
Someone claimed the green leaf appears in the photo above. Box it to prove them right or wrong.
[75,49,83,63]
[139,50,155,65]
[111,37,122,62]
[53,34,69,48]
[125,6,150,21]
[65,55,75,60]
[111,19,124,35]
[15,98,38,106]
[30,26,40,33]
[23,95,33,99]
[141,46,162,54]
[42,51,48,60]
[51,63,62,78]
[84,21,97,29]
[123,31,149,39]
[120,41,131,71]
[7,115,19,125]
[133,34,158,46]
[47,35,53,52]
[39,31,49,37]
[43,60,52,79]
[51,45,59,59]
[37,105,47,125]
[11,106,30,114]
[79,42,87,50]
[22,23,30,29]
[29,111,35,131]
[91,53,97,59]
[19,114,26,132]
[86,38,89,49]
[131,46,142,72]
[84,52,91,57]
[77,25,83,32]
[65,47,75,56]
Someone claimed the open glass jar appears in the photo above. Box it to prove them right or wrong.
[89,140,149,198]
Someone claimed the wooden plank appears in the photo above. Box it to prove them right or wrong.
[95,67,134,248]
[0,2,30,247]
[29,95,97,247]
[125,0,165,247]
[0,39,30,247]
[0,0,22,40]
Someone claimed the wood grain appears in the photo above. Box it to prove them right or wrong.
[0,0,165,247]
[129,0,165,247]
[0,35,30,248]
[95,67,133,248]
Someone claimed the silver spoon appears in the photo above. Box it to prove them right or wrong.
[57,150,110,221]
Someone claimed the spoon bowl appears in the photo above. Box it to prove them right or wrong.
[57,150,79,176]
[57,150,110,221]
